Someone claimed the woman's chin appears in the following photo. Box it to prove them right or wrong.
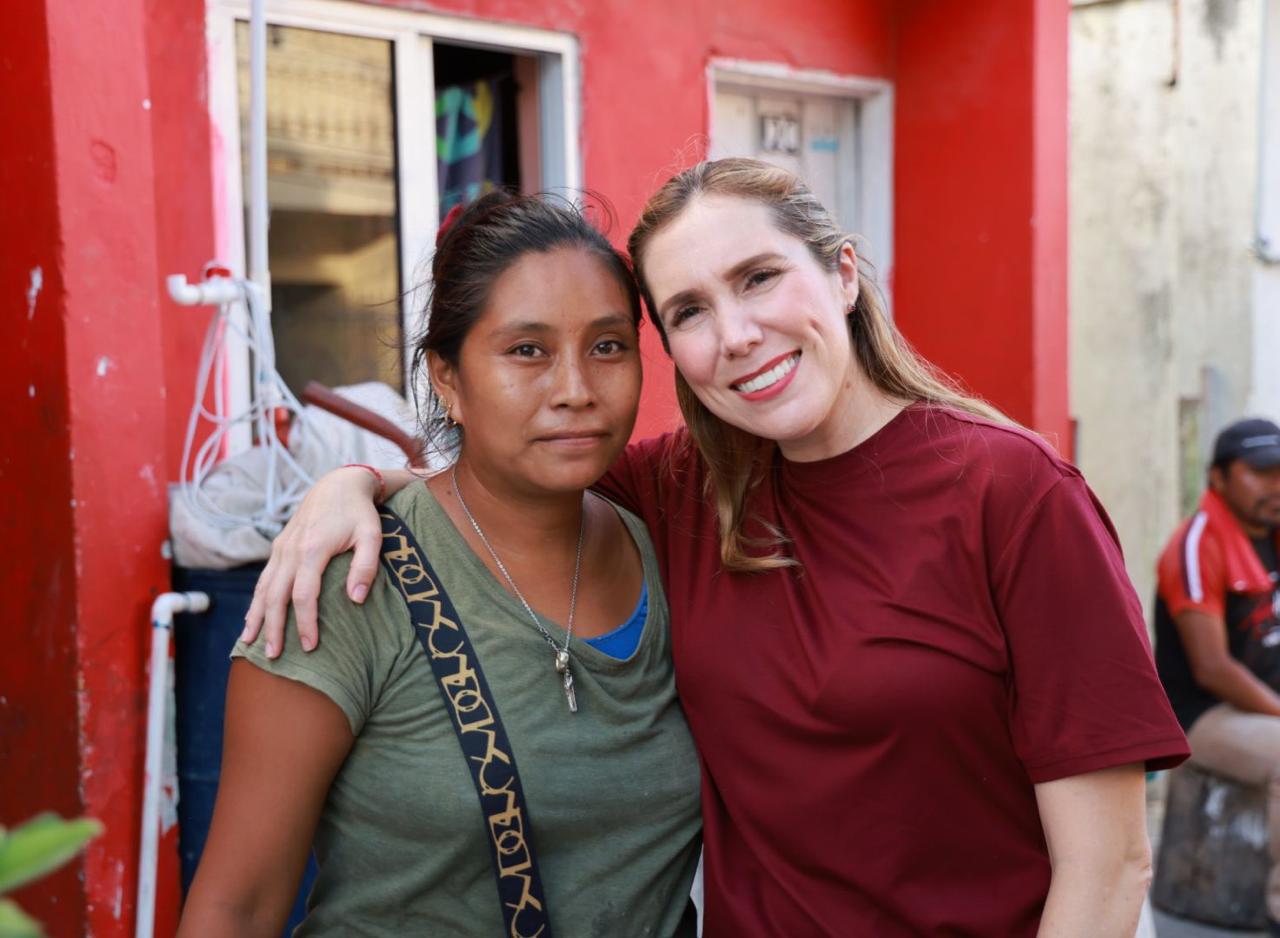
[524,461,614,495]
[711,401,824,446]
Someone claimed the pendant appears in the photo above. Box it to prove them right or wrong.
[555,650,578,713]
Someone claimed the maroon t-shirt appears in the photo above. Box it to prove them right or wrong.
[595,404,1187,937]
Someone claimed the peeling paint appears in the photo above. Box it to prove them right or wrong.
[28,385,35,398]
[26,266,42,319]
[96,356,114,377]
[161,666,180,833]
[1203,0,1241,61]
[75,667,92,821]
[89,139,117,183]
[1070,0,1260,613]
[142,98,152,111]
[139,463,158,489]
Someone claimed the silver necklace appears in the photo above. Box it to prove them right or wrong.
[450,463,583,713]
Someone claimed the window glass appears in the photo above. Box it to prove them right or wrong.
[712,86,861,230]
[236,22,402,394]
[433,44,522,217]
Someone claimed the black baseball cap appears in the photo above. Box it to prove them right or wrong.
[1213,418,1280,469]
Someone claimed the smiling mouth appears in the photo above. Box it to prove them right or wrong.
[731,352,801,394]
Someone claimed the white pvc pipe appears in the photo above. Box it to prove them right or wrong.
[136,591,210,938]
[166,274,242,308]
[247,0,271,308]
[1255,0,1280,263]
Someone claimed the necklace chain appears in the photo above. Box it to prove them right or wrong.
[450,463,583,713]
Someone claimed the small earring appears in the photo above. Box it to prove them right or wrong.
[443,401,458,429]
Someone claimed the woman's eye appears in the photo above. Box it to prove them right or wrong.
[593,339,628,355]
[509,343,543,358]
[670,305,702,327]
[745,268,779,289]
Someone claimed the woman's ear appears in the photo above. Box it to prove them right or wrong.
[426,350,463,426]
[837,241,860,309]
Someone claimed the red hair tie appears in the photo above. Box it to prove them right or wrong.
[436,204,466,246]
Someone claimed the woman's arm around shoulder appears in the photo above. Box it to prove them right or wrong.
[243,435,681,657]
[176,661,354,938]
[243,465,419,658]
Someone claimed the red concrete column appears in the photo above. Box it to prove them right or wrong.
[1031,0,1070,452]
[1,0,178,934]
[148,0,217,479]
[0,2,87,935]
[51,0,177,924]
[894,0,1070,453]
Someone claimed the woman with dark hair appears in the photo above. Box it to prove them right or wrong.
[246,160,1188,936]
[178,192,702,938]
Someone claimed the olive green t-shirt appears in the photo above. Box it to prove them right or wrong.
[233,484,701,938]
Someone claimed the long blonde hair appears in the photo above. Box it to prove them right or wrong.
[627,158,1012,573]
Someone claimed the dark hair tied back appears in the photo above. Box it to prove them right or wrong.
[410,190,642,461]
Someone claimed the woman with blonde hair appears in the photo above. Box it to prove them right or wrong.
[246,158,1187,936]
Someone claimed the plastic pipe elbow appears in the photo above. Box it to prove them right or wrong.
[150,591,211,629]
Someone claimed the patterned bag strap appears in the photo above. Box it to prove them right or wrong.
[378,506,553,938]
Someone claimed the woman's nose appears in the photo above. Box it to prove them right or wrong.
[550,357,593,409]
[718,305,764,359]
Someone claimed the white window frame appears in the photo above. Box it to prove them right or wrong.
[1257,0,1280,262]
[1250,0,1280,416]
[206,0,581,425]
[706,58,894,310]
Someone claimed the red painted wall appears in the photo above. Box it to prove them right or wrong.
[1032,0,1070,450]
[4,1,1065,934]
[58,0,180,920]
[1,1,181,934]
[149,0,219,483]
[157,0,898,458]
[505,0,900,440]
[152,0,1069,457]
[894,0,1070,452]
[0,3,87,934]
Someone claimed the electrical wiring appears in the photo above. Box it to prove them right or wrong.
[179,279,321,538]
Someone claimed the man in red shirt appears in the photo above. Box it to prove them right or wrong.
[1155,417,1280,929]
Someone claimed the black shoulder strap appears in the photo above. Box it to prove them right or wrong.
[378,506,553,938]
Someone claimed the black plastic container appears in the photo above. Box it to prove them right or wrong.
[172,564,317,934]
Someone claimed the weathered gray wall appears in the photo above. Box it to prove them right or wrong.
[1070,0,1263,616]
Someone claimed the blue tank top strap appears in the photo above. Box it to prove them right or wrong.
[584,581,649,660]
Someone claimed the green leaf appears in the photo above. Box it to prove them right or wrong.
[0,898,43,938]
[0,815,102,896]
